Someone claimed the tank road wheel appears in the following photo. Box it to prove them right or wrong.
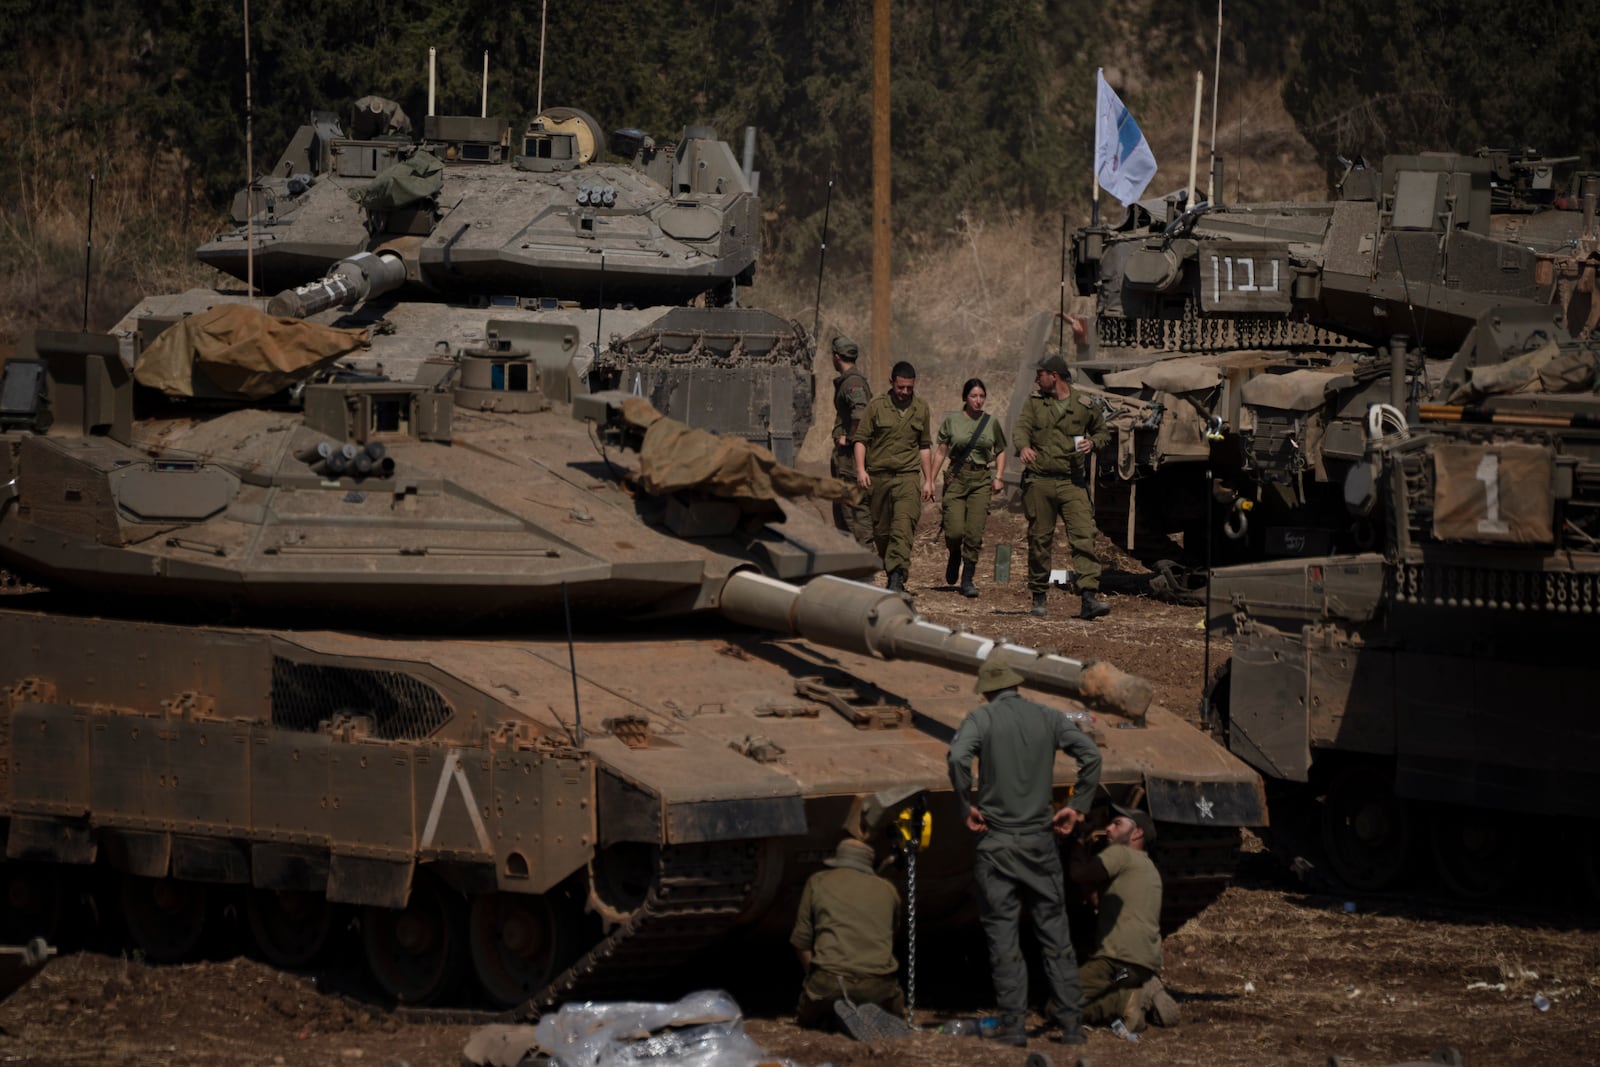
[1429,806,1520,901]
[120,876,209,963]
[361,872,466,1004]
[1319,765,1413,892]
[247,889,339,970]
[468,891,577,1008]
[0,862,66,944]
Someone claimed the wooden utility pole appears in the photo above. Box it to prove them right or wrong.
[871,0,891,392]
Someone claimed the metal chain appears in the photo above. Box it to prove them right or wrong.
[905,843,918,1026]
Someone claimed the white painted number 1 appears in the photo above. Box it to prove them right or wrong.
[1475,452,1509,535]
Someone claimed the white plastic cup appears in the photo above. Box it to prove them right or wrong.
[1072,435,1086,449]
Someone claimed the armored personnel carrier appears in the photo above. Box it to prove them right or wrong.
[0,307,1265,1010]
[1064,151,1600,902]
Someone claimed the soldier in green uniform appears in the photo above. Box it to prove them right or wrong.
[829,336,873,546]
[853,361,934,592]
[948,656,1102,1048]
[1014,354,1111,619]
[791,837,905,1028]
[932,378,1006,598]
[1066,806,1180,1033]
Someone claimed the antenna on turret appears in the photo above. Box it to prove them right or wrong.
[428,47,436,117]
[562,581,585,747]
[1057,212,1067,354]
[537,0,548,115]
[481,50,488,118]
[244,0,255,304]
[812,179,834,346]
[1209,0,1223,203]
[81,172,95,331]
[593,251,606,364]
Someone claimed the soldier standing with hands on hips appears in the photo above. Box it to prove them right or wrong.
[853,361,934,592]
[1014,354,1111,619]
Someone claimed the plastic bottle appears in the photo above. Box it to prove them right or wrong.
[1111,1018,1140,1043]
[1534,993,1551,1012]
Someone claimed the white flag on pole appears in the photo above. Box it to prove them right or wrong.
[1095,69,1158,206]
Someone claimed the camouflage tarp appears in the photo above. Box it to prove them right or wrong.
[351,150,443,212]
[135,304,371,399]
[620,397,859,504]
[1447,339,1599,402]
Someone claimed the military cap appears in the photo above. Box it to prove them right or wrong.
[831,335,860,359]
[1111,802,1158,844]
[1036,354,1072,376]
[974,656,1026,695]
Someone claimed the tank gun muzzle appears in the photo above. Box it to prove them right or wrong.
[718,572,1153,722]
[268,250,407,319]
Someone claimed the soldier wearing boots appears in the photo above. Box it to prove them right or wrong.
[948,656,1102,1048]
[932,378,1006,598]
[853,361,933,591]
[1014,354,1110,619]
[828,336,874,546]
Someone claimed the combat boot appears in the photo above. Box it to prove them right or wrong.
[1078,589,1110,620]
[1142,977,1180,1027]
[944,545,961,585]
[960,560,979,598]
[983,1015,1027,1047]
[1030,592,1047,617]
[887,568,907,593]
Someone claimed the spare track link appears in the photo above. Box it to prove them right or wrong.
[522,842,760,1017]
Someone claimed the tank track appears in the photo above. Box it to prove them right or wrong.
[520,842,761,1018]
[1152,822,1244,932]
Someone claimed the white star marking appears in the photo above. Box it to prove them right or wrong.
[1196,797,1215,820]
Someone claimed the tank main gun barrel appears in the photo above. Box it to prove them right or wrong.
[718,572,1153,722]
[267,250,407,319]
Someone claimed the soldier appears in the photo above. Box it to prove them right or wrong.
[829,336,873,546]
[932,378,1006,598]
[1014,354,1111,619]
[948,655,1102,1048]
[1064,805,1181,1033]
[853,361,934,592]
[791,837,905,1028]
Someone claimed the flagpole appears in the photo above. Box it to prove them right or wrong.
[1187,71,1203,207]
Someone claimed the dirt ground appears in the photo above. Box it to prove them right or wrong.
[2,511,1597,1067]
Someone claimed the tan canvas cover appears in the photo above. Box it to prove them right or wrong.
[1102,358,1223,395]
[135,304,372,399]
[621,397,859,504]
[1432,442,1554,544]
[1447,340,1598,402]
[1241,369,1336,411]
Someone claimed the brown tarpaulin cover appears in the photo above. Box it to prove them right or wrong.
[135,304,372,399]
[620,396,859,504]
[1432,442,1554,544]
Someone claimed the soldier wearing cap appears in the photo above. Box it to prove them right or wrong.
[947,656,1103,1047]
[1014,353,1111,619]
[829,336,874,546]
[853,360,934,592]
[1065,804,1180,1033]
[791,836,905,1028]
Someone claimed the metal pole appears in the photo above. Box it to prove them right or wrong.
[1209,0,1223,201]
[1057,212,1068,354]
[870,0,891,393]
[563,581,585,746]
[243,0,255,302]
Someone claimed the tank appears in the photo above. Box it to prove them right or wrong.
[0,310,1266,1010]
[1065,148,1599,565]
[1063,150,1600,903]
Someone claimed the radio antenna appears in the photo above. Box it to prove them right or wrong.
[244,0,256,302]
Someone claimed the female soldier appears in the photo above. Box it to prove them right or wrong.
[932,378,1007,597]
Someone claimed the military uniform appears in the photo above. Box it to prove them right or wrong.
[1077,842,1164,1026]
[853,394,931,579]
[791,840,904,1028]
[1014,388,1109,602]
[948,661,1103,1045]
[937,410,1006,569]
[831,365,874,546]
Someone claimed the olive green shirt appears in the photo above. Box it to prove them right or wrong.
[947,690,1102,834]
[790,866,901,978]
[854,394,932,474]
[937,411,1007,469]
[1092,843,1164,973]
[831,369,871,442]
[1013,390,1109,478]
